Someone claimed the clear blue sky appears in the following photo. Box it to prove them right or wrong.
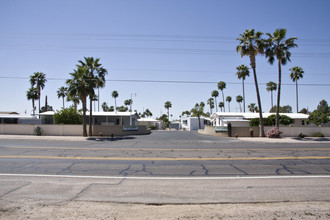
[1,0,329,119]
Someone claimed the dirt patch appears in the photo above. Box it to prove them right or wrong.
[1,200,330,219]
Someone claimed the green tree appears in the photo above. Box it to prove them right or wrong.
[236,64,249,112]
[290,66,304,113]
[158,114,169,129]
[307,110,329,125]
[207,98,214,115]
[77,57,108,136]
[66,93,80,112]
[181,111,191,117]
[317,99,329,114]
[219,102,224,112]
[217,81,226,112]
[269,105,292,113]
[211,90,219,112]
[226,96,232,112]
[112,90,119,112]
[66,66,91,137]
[266,81,277,109]
[124,99,133,111]
[54,106,82,124]
[236,95,243,112]
[164,101,172,121]
[57,86,67,109]
[190,102,206,129]
[265,28,297,128]
[144,109,153,117]
[248,103,259,113]
[26,87,39,116]
[236,29,265,137]
[30,72,47,115]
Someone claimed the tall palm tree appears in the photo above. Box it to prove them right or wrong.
[235,64,250,112]
[124,99,133,111]
[217,81,226,112]
[112,90,119,112]
[266,81,277,109]
[236,29,265,137]
[265,28,297,128]
[226,96,232,112]
[236,95,243,112]
[26,87,39,116]
[30,72,47,116]
[164,101,172,121]
[290,66,304,113]
[77,57,108,136]
[207,98,214,115]
[211,90,219,112]
[190,102,206,129]
[66,66,91,137]
[57,86,67,109]
[219,102,224,112]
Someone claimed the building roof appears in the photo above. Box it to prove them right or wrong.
[0,114,37,119]
[211,112,309,120]
[39,111,138,117]
[138,118,160,122]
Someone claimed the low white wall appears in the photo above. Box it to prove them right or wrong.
[0,124,84,136]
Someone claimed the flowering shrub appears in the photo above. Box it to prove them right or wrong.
[266,127,282,138]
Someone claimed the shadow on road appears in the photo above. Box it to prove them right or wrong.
[87,136,136,142]
[292,137,330,142]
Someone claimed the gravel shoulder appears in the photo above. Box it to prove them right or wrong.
[1,200,330,220]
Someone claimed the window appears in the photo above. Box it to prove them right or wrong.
[183,120,188,125]
[302,120,305,125]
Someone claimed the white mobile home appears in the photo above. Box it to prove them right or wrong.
[181,117,209,131]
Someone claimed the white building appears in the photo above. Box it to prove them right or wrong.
[210,112,309,127]
[138,118,161,129]
[181,117,209,131]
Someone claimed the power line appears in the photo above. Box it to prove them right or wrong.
[1,76,329,86]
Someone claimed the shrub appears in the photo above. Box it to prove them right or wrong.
[312,132,324,137]
[35,126,42,136]
[298,133,307,138]
[54,106,82,124]
[266,127,282,138]
[149,125,157,130]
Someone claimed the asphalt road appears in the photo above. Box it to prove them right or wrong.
[0,131,330,177]
[0,131,330,204]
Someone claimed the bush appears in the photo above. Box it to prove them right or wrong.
[298,133,307,138]
[312,132,324,137]
[249,115,293,126]
[266,127,282,138]
[54,106,82,124]
[149,125,157,130]
[35,126,42,136]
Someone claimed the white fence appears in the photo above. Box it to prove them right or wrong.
[0,124,83,136]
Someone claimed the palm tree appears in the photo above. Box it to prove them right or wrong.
[26,87,39,116]
[290,66,304,113]
[266,81,277,109]
[124,99,133,111]
[235,64,250,112]
[219,102,224,112]
[66,93,80,112]
[226,96,232,112]
[77,57,108,136]
[211,90,219,112]
[30,72,47,116]
[265,28,297,128]
[57,86,67,109]
[248,103,258,113]
[236,29,265,137]
[164,101,172,121]
[217,81,226,112]
[190,102,206,129]
[66,66,91,137]
[112,90,119,112]
[207,98,214,115]
[236,95,243,112]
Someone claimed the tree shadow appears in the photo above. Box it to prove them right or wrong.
[87,136,136,142]
[292,137,330,142]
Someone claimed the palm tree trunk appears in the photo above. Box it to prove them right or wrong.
[62,97,65,109]
[89,96,93,136]
[276,60,282,129]
[115,98,117,112]
[228,102,230,112]
[38,87,41,117]
[82,97,87,137]
[198,115,201,129]
[271,91,273,109]
[221,91,225,112]
[242,79,246,112]
[250,56,265,137]
[215,98,218,112]
[296,81,299,113]
[32,99,35,116]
